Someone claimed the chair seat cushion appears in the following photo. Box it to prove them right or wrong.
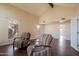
[33,47,51,56]
[34,47,45,52]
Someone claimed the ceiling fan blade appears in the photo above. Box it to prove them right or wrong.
[48,3,54,8]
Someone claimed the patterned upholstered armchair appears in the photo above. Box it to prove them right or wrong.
[13,32,31,49]
[27,34,53,56]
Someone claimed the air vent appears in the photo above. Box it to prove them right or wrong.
[59,17,66,23]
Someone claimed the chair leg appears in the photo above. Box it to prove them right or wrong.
[13,42,15,49]
[31,48,35,56]
[21,42,23,48]
[13,45,14,49]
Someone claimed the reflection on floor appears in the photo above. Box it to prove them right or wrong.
[0,39,79,56]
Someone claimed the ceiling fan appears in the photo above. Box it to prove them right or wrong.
[48,3,54,8]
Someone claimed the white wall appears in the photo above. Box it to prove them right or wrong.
[44,23,60,39]
[0,18,8,45]
[39,24,45,35]
[0,4,39,45]
[43,21,71,40]
[61,21,71,40]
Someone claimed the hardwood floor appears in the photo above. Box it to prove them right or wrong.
[0,39,79,56]
[52,39,79,56]
[0,44,27,56]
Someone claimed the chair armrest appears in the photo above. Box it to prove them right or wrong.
[35,45,52,48]
[30,39,37,41]
[29,39,37,45]
[13,37,24,41]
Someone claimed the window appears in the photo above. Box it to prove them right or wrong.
[8,20,18,39]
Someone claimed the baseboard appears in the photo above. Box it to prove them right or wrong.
[0,40,13,46]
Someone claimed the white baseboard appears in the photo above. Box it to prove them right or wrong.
[0,40,13,46]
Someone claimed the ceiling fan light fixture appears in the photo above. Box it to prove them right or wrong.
[48,3,54,8]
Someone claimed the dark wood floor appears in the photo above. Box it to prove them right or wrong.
[52,39,79,56]
[0,39,79,56]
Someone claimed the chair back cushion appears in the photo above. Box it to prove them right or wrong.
[21,32,31,40]
[38,34,53,45]
[45,34,53,45]
[38,34,44,45]
[27,32,31,39]
[21,32,25,40]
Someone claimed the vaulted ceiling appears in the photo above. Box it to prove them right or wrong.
[10,3,79,17]
[10,3,51,16]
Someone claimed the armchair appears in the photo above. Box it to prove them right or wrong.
[27,34,53,56]
[13,32,31,49]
